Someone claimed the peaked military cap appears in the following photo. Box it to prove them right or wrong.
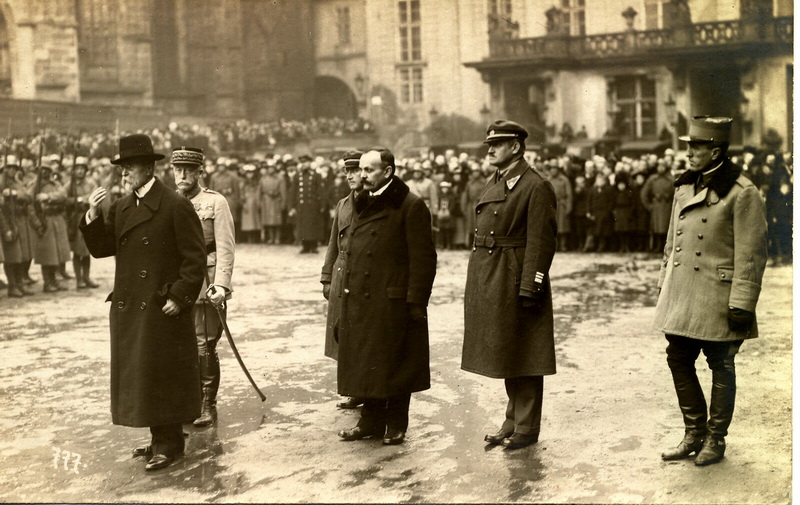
[484,119,529,144]
[679,116,733,144]
[171,146,204,166]
[342,150,363,167]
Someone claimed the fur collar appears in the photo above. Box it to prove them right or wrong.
[674,158,742,198]
[354,176,410,215]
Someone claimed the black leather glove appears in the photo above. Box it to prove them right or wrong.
[728,307,754,332]
[322,283,331,300]
[408,303,427,322]
[520,290,545,310]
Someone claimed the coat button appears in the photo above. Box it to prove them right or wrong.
[698,234,704,239]
[679,215,685,220]
[694,266,700,271]
[344,288,350,294]
[702,218,707,223]
[337,267,341,272]
[370,230,376,235]
[142,237,150,245]
[474,228,478,233]
[676,247,682,252]
[117,301,125,309]
[695,251,701,256]
[490,231,495,235]
[472,246,476,251]
[673,261,679,267]
[676,230,682,236]
[120,238,127,245]
[364,293,370,298]
[489,250,493,255]
[364,271,370,277]
[139,270,147,278]
[477,209,481,214]
[366,251,372,257]
[720,273,726,279]
[140,302,147,310]
[707,201,712,206]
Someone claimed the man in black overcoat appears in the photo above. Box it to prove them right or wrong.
[80,134,206,471]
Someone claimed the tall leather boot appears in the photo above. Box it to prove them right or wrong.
[14,264,34,296]
[193,351,220,427]
[662,357,708,460]
[695,356,736,466]
[4,264,23,298]
[81,256,99,288]
[73,257,86,289]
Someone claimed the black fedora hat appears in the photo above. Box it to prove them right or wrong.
[111,134,165,165]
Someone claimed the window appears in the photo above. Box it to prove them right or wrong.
[612,76,657,138]
[644,0,671,29]
[399,67,423,104]
[77,0,118,68]
[399,0,421,62]
[488,0,518,39]
[337,6,351,45]
[561,0,586,36]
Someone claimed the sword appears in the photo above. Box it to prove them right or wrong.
[206,286,266,402]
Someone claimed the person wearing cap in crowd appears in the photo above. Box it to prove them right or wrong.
[65,156,100,289]
[46,153,75,282]
[31,155,72,292]
[1,155,35,297]
[209,157,242,242]
[239,163,262,243]
[80,134,206,472]
[172,146,235,428]
[656,116,767,466]
[321,150,365,410]
[258,160,287,245]
[462,119,558,450]
[640,158,675,252]
[336,148,436,445]
[435,181,457,250]
[288,154,324,253]
[407,162,439,215]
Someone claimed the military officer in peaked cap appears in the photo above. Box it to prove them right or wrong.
[81,134,206,471]
[656,116,767,466]
[172,146,235,427]
[462,120,558,450]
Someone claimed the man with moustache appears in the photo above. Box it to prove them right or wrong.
[462,120,558,450]
[336,148,436,445]
[80,134,206,471]
[172,147,235,427]
[321,150,364,410]
[656,117,767,466]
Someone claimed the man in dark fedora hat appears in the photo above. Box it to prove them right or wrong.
[656,116,767,466]
[80,133,207,471]
[462,119,558,450]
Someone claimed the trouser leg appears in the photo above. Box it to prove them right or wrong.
[703,340,743,440]
[504,376,543,435]
[665,334,707,434]
[386,393,411,432]
[150,423,184,457]
[73,256,85,288]
[357,399,387,434]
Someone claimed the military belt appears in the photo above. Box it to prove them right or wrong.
[473,234,526,248]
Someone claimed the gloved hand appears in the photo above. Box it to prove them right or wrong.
[206,285,226,306]
[408,303,427,322]
[520,290,545,310]
[728,307,754,332]
[322,283,331,300]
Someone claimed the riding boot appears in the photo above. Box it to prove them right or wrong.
[662,354,708,459]
[695,355,737,465]
[4,264,23,298]
[194,351,221,427]
[73,257,86,289]
[81,256,99,288]
[14,264,33,295]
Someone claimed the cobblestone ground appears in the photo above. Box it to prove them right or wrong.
[0,245,792,503]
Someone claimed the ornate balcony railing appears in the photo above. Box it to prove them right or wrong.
[487,16,793,61]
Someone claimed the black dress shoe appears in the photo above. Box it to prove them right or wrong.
[132,445,153,458]
[338,426,381,441]
[484,429,512,445]
[694,437,725,466]
[382,429,405,445]
[502,432,538,449]
[336,397,365,409]
[145,453,176,471]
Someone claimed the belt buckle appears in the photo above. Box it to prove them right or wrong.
[486,236,495,248]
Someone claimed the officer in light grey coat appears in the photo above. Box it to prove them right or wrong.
[462,120,558,450]
[172,147,235,428]
[656,116,767,466]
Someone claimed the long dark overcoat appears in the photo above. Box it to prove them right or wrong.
[654,160,768,342]
[290,169,325,242]
[320,190,356,360]
[337,177,437,398]
[80,177,206,427]
[462,159,557,378]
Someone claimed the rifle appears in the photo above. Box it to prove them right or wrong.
[1,141,18,243]
[31,134,47,236]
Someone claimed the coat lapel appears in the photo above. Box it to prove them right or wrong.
[477,159,530,206]
[338,192,355,233]
[119,178,164,238]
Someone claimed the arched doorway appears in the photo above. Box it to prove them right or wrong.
[0,9,11,96]
[313,76,357,119]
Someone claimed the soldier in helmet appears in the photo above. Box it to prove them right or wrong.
[65,156,100,289]
[1,155,35,297]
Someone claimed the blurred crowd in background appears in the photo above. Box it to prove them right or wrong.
[0,117,792,298]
